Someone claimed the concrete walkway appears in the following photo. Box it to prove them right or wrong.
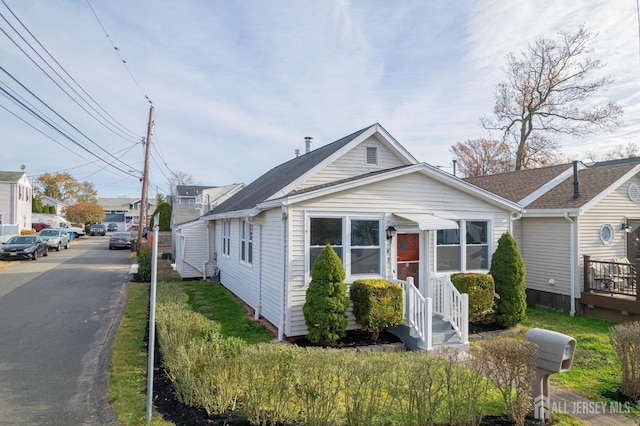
[549,386,638,425]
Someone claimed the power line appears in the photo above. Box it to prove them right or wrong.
[86,0,152,105]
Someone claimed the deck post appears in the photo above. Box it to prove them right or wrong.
[425,297,433,351]
[461,293,469,344]
[583,255,591,292]
[636,259,640,301]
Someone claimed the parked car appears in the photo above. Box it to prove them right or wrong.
[109,232,133,250]
[0,235,48,260]
[90,223,106,236]
[32,223,51,232]
[38,228,70,251]
[107,223,118,232]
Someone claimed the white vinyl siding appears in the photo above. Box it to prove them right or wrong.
[298,136,410,190]
[174,220,209,279]
[519,217,572,296]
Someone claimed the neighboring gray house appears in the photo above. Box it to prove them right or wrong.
[466,160,640,321]
[174,124,522,348]
[0,171,32,240]
[40,195,64,216]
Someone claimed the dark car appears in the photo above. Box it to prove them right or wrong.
[109,232,133,250]
[0,235,48,260]
[107,223,118,232]
[90,223,106,236]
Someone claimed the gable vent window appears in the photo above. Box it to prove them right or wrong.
[366,146,378,165]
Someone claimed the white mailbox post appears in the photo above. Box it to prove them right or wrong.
[524,328,576,421]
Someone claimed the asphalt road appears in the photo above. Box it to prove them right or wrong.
[0,235,132,425]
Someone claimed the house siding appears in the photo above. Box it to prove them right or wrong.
[255,209,285,332]
[215,218,261,313]
[285,172,513,337]
[518,217,572,296]
[297,136,410,190]
[0,174,32,230]
[175,220,209,278]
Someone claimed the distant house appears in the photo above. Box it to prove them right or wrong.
[0,171,32,239]
[174,124,522,348]
[466,160,640,321]
[40,195,64,216]
[171,184,245,226]
[97,197,157,230]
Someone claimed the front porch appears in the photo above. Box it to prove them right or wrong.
[389,275,470,351]
[581,255,640,320]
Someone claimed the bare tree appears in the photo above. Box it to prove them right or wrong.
[586,142,639,162]
[450,138,511,178]
[481,25,623,170]
[168,170,195,198]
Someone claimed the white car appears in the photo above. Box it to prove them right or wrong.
[38,228,70,251]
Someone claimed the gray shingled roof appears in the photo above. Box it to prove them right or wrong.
[464,163,573,203]
[206,125,373,216]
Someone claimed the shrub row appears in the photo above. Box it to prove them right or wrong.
[156,283,540,426]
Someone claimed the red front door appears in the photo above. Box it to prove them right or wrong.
[397,233,419,288]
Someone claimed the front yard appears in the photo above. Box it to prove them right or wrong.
[109,266,640,425]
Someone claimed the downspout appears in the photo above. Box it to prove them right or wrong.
[255,224,262,321]
[563,212,576,315]
[278,205,288,341]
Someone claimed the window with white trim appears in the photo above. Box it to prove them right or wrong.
[436,220,489,272]
[222,220,231,256]
[240,220,253,265]
[309,216,382,277]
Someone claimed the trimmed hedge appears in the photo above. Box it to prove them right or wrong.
[350,279,403,343]
[450,273,495,322]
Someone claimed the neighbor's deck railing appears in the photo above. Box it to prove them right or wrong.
[583,255,640,300]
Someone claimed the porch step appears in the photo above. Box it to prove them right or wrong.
[389,318,470,352]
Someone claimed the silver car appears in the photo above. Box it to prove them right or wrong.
[38,228,70,251]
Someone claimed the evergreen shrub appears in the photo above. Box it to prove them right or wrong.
[490,232,526,328]
[350,279,403,343]
[302,244,348,346]
[450,273,495,322]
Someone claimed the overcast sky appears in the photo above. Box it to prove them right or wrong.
[1,1,639,198]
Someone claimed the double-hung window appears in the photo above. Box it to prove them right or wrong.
[222,220,231,256]
[309,215,382,278]
[240,220,253,265]
[436,220,489,272]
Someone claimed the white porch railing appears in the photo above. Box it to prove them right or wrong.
[396,275,469,349]
[430,275,469,345]
[396,277,433,350]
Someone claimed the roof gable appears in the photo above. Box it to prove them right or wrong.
[0,171,27,183]
[208,124,417,216]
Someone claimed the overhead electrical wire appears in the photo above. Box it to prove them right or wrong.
[0,1,142,143]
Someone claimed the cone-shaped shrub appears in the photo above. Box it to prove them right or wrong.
[490,232,526,328]
[303,244,348,346]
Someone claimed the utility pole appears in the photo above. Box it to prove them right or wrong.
[137,105,154,254]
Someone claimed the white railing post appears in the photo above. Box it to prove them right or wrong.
[460,293,469,344]
[425,297,433,351]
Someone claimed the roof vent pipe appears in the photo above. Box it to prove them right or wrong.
[572,161,580,200]
[305,136,313,153]
[294,148,301,158]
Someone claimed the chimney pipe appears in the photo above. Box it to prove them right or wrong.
[572,161,579,200]
[305,136,313,153]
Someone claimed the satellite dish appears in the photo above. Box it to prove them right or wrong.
[20,164,25,171]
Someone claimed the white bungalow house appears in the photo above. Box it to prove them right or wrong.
[0,171,32,241]
[174,124,523,349]
[466,159,640,322]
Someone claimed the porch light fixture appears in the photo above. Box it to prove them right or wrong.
[621,223,631,232]
[385,225,397,241]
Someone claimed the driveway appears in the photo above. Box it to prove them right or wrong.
[0,236,131,425]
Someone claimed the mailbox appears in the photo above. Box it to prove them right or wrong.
[525,328,575,373]
[525,328,576,421]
